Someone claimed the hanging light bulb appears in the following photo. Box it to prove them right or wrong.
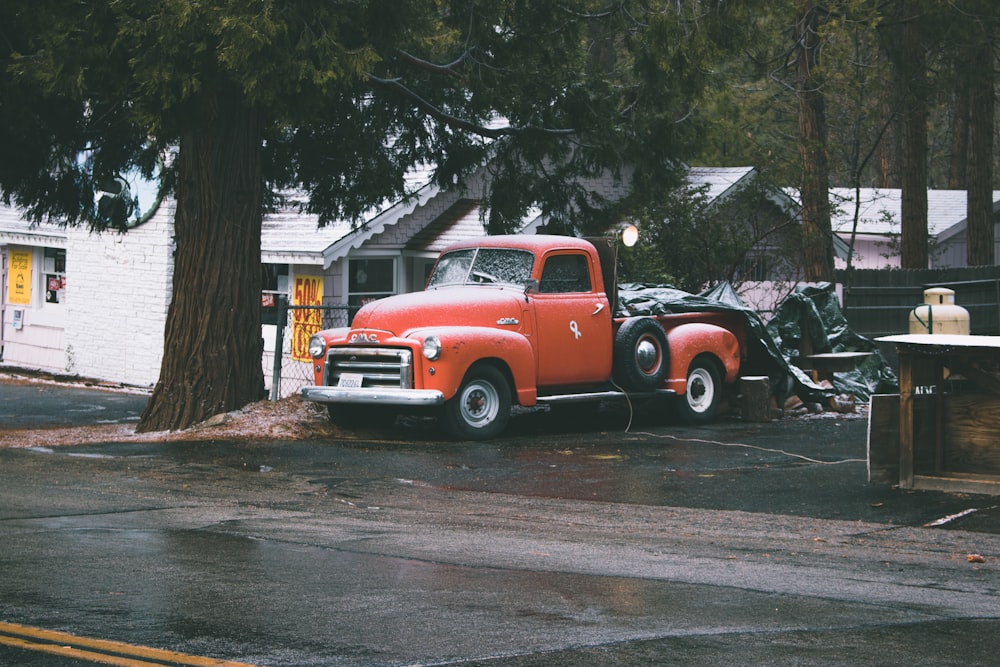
[620,224,639,247]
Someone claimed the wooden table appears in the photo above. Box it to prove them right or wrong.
[876,334,1000,494]
[794,351,872,382]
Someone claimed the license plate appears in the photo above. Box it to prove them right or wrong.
[337,373,364,388]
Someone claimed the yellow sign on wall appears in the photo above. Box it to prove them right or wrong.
[7,250,32,305]
[291,276,323,362]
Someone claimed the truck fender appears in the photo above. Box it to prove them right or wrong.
[664,322,741,392]
[405,326,538,405]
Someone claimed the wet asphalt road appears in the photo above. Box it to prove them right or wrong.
[1,378,999,666]
[0,377,146,429]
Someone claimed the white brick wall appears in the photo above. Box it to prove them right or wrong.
[64,200,175,387]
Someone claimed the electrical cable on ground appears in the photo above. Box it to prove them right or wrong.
[612,378,862,466]
[627,430,867,466]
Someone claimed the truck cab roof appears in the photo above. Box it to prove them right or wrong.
[440,234,599,255]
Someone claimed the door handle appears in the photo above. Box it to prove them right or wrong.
[592,303,605,316]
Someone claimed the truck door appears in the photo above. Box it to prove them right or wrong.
[532,251,613,387]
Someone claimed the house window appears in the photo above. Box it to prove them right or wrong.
[349,258,395,308]
[416,258,436,289]
[261,263,289,325]
[737,252,770,282]
[43,247,66,305]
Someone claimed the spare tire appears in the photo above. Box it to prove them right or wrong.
[613,317,669,391]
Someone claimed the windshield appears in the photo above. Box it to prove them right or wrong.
[427,248,535,288]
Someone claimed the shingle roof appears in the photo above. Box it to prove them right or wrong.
[255,163,443,265]
[0,205,66,248]
[685,166,756,201]
[259,205,346,265]
[405,199,487,253]
[828,188,1000,237]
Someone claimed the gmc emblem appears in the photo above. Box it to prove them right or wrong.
[349,332,379,344]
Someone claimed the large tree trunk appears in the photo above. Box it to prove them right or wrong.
[137,89,265,432]
[948,84,969,189]
[966,37,995,266]
[796,0,834,282]
[877,50,899,189]
[890,15,929,269]
[898,92,928,269]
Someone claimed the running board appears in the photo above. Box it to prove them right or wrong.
[536,388,675,405]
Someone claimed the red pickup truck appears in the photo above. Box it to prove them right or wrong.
[302,235,747,439]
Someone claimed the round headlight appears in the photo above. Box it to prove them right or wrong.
[422,336,442,361]
[308,335,327,359]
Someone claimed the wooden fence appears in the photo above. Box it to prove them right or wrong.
[837,266,1000,342]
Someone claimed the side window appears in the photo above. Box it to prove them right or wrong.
[43,247,67,306]
[261,263,289,325]
[539,254,592,294]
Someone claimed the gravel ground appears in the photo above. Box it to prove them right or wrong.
[0,368,864,449]
[0,370,339,448]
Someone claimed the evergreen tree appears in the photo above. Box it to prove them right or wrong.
[795,0,834,281]
[948,0,999,266]
[1,1,745,431]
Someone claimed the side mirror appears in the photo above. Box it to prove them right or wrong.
[523,279,539,300]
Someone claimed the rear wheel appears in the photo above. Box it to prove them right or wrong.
[676,356,722,424]
[443,364,512,440]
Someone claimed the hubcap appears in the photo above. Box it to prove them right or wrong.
[687,368,714,412]
[462,382,498,426]
[636,338,660,374]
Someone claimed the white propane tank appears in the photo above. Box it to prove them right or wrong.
[909,287,970,335]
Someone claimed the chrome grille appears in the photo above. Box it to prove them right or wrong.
[325,348,412,389]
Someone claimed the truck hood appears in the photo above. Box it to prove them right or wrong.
[351,287,526,336]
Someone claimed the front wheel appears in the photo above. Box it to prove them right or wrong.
[676,357,722,424]
[443,364,512,440]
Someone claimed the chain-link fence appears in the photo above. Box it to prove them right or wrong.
[264,299,356,400]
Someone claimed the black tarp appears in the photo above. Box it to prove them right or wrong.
[765,283,897,401]
[616,281,897,404]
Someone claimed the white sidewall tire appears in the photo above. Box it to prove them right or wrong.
[444,365,512,440]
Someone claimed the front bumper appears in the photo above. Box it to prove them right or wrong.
[301,385,445,407]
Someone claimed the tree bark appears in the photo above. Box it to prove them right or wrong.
[898,91,928,269]
[796,0,834,282]
[890,15,929,269]
[966,37,995,266]
[948,84,969,190]
[137,88,265,432]
[877,50,898,189]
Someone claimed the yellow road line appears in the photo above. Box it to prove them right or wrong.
[0,622,263,667]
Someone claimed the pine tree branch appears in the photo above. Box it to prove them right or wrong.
[366,74,576,139]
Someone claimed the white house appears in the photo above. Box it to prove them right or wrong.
[0,200,175,387]
[828,187,1000,269]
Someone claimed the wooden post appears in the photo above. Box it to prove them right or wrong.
[934,358,945,474]
[740,376,771,422]
[867,394,900,483]
[898,352,914,489]
[269,296,288,402]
